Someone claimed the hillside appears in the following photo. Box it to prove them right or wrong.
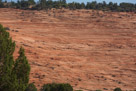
[0,8,136,91]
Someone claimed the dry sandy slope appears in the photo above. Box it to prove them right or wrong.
[0,8,136,91]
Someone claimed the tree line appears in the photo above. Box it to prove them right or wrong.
[0,0,136,12]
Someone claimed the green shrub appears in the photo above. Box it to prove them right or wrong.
[41,83,73,91]
[25,83,37,91]
[114,88,122,91]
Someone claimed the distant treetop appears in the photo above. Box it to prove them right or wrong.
[0,0,136,12]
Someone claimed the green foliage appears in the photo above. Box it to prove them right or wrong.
[119,3,135,12]
[40,0,46,9]
[96,90,102,91]
[25,83,37,91]
[114,88,122,91]
[0,24,75,91]
[0,0,135,12]
[0,24,30,91]
[0,0,4,8]
[13,47,30,91]
[41,83,73,91]
[0,24,16,91]
[28,0,35,5]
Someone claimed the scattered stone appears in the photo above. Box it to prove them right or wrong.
[78,78,82,81]
[50,67,54,70]
[112,75,116,77]
[118,81,121,84]
[11,29,19,32]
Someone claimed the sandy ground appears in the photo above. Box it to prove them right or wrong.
[0,8,136,91]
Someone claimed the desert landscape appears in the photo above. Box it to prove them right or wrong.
[0,8,136,91]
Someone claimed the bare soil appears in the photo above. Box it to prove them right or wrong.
[0,8,136,91]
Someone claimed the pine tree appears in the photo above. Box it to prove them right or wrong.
[0,0,4,9]
[0,24,31,91]
[28,0,35,5]
[0,24,16,91]
[62,0,66,4]
[13,47,30,91]
[40,0,46,9]
[25,83,37,91]
[81,3,85,9]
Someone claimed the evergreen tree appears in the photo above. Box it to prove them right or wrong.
[28,0,35,5]
[0,24,31,91]
[16,0,21,9]
[86,2,91,9]
[13,47,30,91]
[62,0,66,4]
[25,83,37,91]
[108,2,114,10]
[40,0,46,9]
[90,1,97,9]
[102,1,107,10]
[68,2,76,10]
[46,0,53,9]
[81,3,85,9]
[20,0,29,9]
[0,0,4,7]
[0,24,16,91]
